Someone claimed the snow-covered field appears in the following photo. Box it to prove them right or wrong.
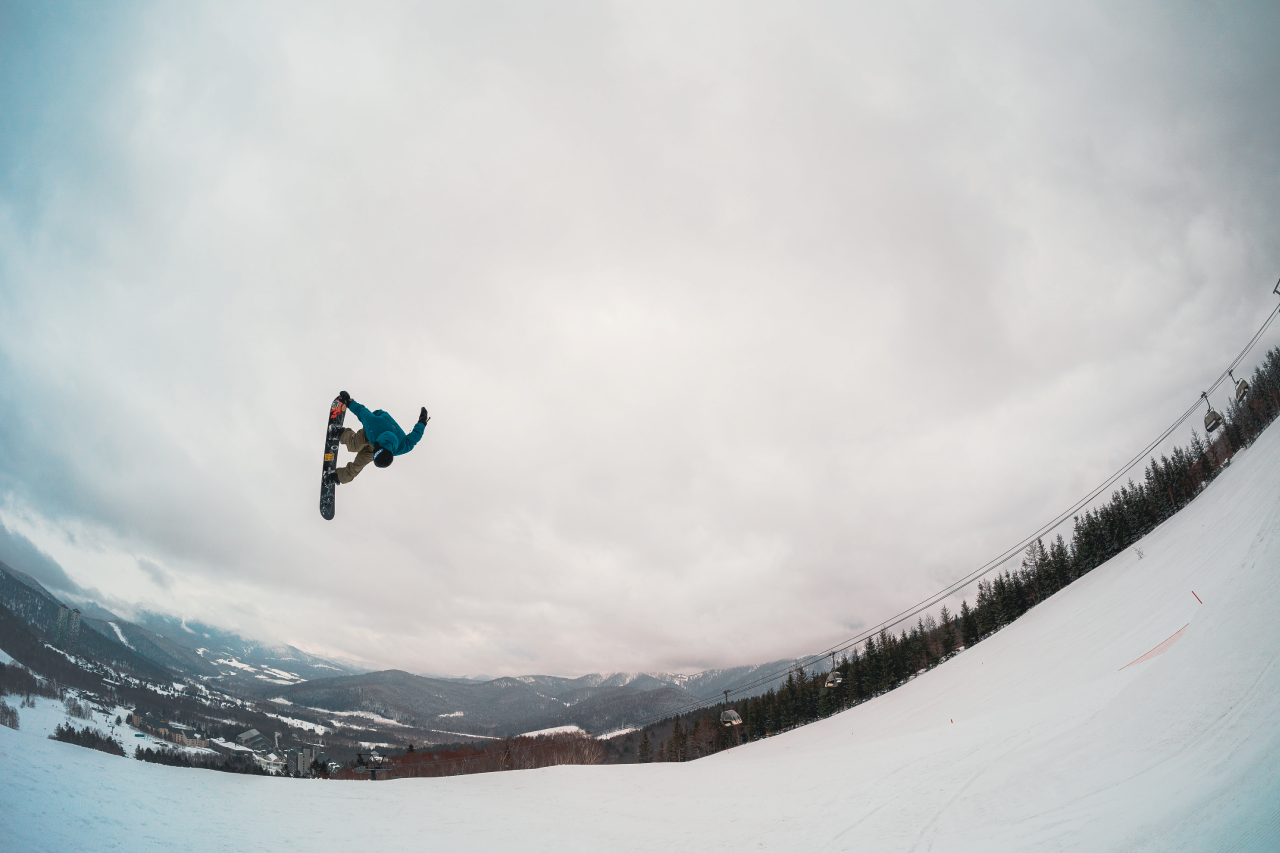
[4,422,1280,851]
[263,711,329,735]
[267,697,409,730]
[518,724,588,738]
[5,692,219,759]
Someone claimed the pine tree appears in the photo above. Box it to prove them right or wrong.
[637,730,651,763]
[939,605,958,653]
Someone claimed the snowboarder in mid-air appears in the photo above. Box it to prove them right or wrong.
[327,391,429,486]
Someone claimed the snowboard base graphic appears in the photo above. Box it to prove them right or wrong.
[320,394,348,520]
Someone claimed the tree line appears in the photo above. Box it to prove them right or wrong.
[50,723,126,757]
[133,745,270,774]
[333,731,608,780]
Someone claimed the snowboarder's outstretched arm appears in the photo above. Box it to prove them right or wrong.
[347,399,372,423]
[401,419,426,453]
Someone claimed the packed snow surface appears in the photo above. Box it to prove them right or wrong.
[518,724,587,738]
[596,726,638,740]
[264,712,328,735]
[429,728,501,740]
[107,622,133,649]
[314,708,409,728]
[6,693,215,758]
[6,425,1280,850]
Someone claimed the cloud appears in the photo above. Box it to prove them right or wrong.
[136,558,173,590]
[0,1,1278,675]
[0,521,85,597]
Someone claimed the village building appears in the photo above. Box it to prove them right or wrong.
[129,711,209,749]
[287,746,327,776]
[235,728,271,752]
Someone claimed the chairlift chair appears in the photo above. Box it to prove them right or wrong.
[824,652,843,688]
[1229,370,1250,404]
[1202,392,1223,434]
[720,690,742,727]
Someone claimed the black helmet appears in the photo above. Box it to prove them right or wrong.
[373,448,394,468]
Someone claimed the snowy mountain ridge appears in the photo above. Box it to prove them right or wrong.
[269,659,823,738]
[0,563,361,692]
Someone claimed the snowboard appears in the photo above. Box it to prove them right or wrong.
[320,394,348,520]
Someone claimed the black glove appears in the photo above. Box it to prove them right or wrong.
[418,407,430,425]
[338,391,351,405]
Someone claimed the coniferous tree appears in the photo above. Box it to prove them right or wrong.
[959,600,978,647]
[669,717,685,762]
[975,580,994,637]
[637,730,652,763]
[939,605,958,653]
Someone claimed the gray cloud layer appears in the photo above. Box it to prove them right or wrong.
[0,521,82,597]
[1,1,1278,674]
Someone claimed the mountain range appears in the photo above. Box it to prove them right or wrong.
[274,662,809,738]
[0,561,363,694]
[0,559,812,737]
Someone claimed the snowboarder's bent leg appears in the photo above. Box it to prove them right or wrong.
[336,428,378,484]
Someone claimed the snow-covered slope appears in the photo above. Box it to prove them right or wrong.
[4,423,1280,851]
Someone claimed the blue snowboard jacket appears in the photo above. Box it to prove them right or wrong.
[349,401,424,456]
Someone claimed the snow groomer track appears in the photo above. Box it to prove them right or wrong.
[6,424,1280,851]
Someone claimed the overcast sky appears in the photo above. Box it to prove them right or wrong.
[1,1,1277,677]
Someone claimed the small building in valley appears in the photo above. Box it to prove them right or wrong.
[235,728,271,752]
[129,711,208,749]
[287,746,327,776]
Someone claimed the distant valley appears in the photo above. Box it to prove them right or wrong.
[275,662,809,739]
[0,560,808,744]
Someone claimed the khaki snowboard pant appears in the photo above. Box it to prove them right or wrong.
[336,428,377,484]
